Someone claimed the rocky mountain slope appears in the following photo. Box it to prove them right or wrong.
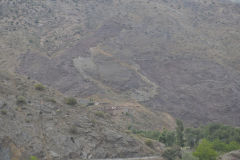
[1,0,239,126]
[0,71,170,160]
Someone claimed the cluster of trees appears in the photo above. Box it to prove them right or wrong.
[129,121,240,160]
[165,123,240,160]
[193,139,240,160]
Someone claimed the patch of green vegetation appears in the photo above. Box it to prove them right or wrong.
[34,83,45,91]
[30,156,39,160]
[1,110,7,115]
[176,119,184,147]
[130,120,240,160]
[16,96,26,105]
[64,97,77,106]
[193,139,218,160]
[159,129,176,147]
[130,129,161,140]
[95,111,105,118]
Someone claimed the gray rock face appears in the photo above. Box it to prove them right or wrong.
[0,137,22,160]
[0,143,11,160]
[0,72,156,160]
[219,150,240,160]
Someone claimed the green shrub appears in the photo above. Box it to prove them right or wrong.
[1,110,7,115]
[64,97,77,106]
[226,141,240,152]
[95,111,105,118]
[159,129,176,146]
[185,128,202,148]
[211,139,228,152]
[129,128,161,140]
[34,83,45,91]
[30,156,39,160]
[145,139,154,148]
[16,96,26,105]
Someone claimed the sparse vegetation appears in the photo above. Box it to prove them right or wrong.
[95,111,105,118]
[1,110,7,115]
[64,97,77,106]
[16,96,26,105]
[34,83,45,91]
[145,139,154,148]
[87,98,95,106]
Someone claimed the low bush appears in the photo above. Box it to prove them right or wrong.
[34,83,45,91]
[16,96,26,105]
[64,97,77,106]
[95,111,105,118]
[1,110,7,115]
[30,156,39,160]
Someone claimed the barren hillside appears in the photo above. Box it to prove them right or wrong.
[0,0,240,142]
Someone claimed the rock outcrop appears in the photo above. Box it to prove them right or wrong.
[219,150,240,160]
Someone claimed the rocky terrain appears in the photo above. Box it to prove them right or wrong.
[219,150,240,160]
[0,71,169,160]
[0,0,240,159]
[0,0,239,126]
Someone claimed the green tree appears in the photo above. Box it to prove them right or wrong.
[193,139,217,160]
[226,141,240,152]
[166,131,176,146]
[211,139,240,153]
[64,97,77,106]
[159,129,167,144]
[204,124,240,143]
[185,128,202,148]
[159,129,176,146]
[176,119,184,147]
[211,139,227,152]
